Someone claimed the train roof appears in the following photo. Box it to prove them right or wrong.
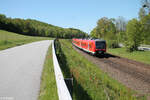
[73,38,106,42]
[87,38,106,42]
[94,39,106,42]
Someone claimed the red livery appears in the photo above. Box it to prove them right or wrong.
[72,38,106,55]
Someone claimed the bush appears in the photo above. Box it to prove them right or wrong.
[107,40,120,48]
[124,41,135,52]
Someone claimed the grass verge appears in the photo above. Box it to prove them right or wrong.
[0,30,52,50]
[55,39,146,100]
[38,44,58,100]
[108,47,150,65]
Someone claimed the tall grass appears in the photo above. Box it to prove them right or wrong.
[55,39,144,100]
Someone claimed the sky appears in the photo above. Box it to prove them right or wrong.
[0,0,141,34]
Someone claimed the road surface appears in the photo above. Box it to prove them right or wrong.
[0,40,52,100]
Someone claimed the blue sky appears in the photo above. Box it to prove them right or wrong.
[1,0,141,33]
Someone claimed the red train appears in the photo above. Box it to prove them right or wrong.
[72,38,106,55]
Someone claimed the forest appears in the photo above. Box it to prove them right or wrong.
[0,14,87,39]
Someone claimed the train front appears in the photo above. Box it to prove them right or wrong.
[95,40,106,55]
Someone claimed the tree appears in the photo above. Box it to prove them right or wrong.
[115,16,127,32]
[125,19,142,52]
[90,17,119,48]
[90,28,97,38]
[138,8,146,20]
[0,14,6,29]
[141,0,150,14]
[96,17,116,39]
[138,1,150,44]
[114,16,127,43]
[140,14,150,44]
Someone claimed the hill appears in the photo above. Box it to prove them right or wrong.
[0,30,51,50]
[0,14,87,39]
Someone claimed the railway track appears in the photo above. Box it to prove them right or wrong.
[95,56,150,84]
[73,45,150,95]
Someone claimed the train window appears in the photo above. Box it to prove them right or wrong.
[95,41,106,49]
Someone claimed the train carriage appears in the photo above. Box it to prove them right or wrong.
[72,38,106,55]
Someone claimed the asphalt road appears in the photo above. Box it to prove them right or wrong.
[0,40,52,100]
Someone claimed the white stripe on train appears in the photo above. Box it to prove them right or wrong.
[72,43,96,54]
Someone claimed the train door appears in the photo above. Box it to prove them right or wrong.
[88,42,89,51]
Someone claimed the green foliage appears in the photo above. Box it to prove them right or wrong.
[96,17,116,39]
[90,17,116,39]
[138,8,146,20]
[125,19,142,52]
[138,1,150,45]
[90,28,97,38]
[117,31,126,43]
[0,14,87,39]
[107,40,120,48]
[140,14,150,44]
[90,17,119,48]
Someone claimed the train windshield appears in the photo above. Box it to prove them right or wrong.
[95,41,106,49]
